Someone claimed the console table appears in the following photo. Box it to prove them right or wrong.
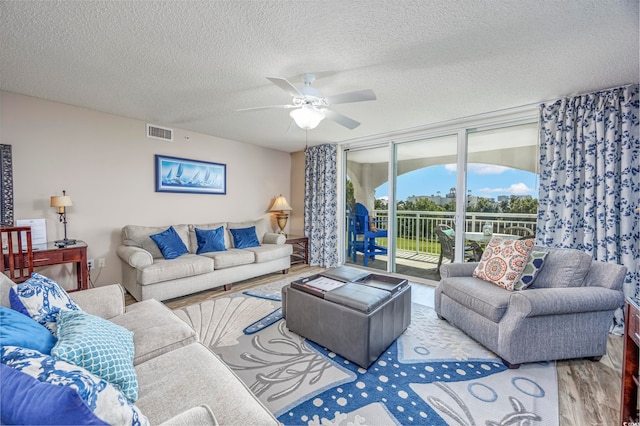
[621,296,640,422]
[286,235,308,265]
[4,241,89,291]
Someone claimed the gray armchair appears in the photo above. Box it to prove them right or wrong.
[434,246,625,368]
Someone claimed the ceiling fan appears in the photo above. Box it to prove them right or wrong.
[237,73,376,130]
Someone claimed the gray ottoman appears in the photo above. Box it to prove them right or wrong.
[282,280,411,368]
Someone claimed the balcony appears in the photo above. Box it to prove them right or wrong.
[345,210,537,280]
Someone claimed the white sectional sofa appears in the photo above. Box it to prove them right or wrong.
[0,274,278,425]
[117,218,292,301]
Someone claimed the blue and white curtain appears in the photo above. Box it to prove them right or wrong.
[537,84,640,334]
[304,144,339,267]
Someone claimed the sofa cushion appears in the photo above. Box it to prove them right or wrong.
[194,226,227,254]
[0,306,57,354]
[111,299,197,365]
[134,343,276,425]
[473,237,534,290]
[229,226,261,249]
[150,226,189,260]
[188,222,230,253]
[439,276,512,322]
[529,246,592,289]
[513,250,548,290]
[52,310,138,402]
[1,346,148,425]
[245,244,293,263]
[122,224,190,259]
[228,218,268,245]
[138,254,214,285]
[9,273,81,333]
[199,248,255,270]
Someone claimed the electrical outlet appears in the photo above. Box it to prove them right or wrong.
[97,258,105,268]
[87,259,94,270]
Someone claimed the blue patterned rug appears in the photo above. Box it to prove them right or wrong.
[174,276,558,425]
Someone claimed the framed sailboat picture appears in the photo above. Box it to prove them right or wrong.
[155,155,226,195]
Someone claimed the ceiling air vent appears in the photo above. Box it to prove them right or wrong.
[146,123,173,142]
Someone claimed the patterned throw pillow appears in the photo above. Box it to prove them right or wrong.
[51,310,138,402]
[9,273,80,333]
[473,237,535,290]
[149,226,188,259]
[1,346,148,426]
[513,250,548,291]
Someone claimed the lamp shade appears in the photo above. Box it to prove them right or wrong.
[289,105,325,130]
[270,195,292,212]
[50,195,72,208]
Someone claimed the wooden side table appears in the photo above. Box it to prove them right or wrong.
[286,235,308,265]
[621,296,640,423]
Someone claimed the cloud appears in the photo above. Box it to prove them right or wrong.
[377,195,389,201]
[444,163,511,175]
[478,182,533,195]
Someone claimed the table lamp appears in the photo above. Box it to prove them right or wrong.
[270,195,292,234]
[50,190,76,247]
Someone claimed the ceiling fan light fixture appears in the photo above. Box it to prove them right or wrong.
[289,105,325,130]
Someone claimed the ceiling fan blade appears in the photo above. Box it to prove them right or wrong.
[325,89,376,105]
[324,109,361,130]
[236,104,296,112]
[266,77,304,97]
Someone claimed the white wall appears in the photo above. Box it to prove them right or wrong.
[1,91,291,289]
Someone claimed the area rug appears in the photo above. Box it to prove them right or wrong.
[174,276,559,425]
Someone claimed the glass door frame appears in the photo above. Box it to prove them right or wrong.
[338,105,538,270]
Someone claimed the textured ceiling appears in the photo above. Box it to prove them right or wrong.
[1,0,638,152]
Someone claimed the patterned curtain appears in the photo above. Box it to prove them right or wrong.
[537,84,640,334]
[304,144,339,267]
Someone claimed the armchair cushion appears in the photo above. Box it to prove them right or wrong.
[472,237,534,290]
[529,247,592,289]
[438,276,512,322]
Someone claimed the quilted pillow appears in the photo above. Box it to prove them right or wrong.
[149,226,188,259]
[473,237,535,290]
[0,306,57,354]
[1,346,148,425]
[195,226,227,254]
[9,273,80,333]
[230,226,261,249]
[0,364,107,425]
[513,250,548,291]
[51,310,138,402]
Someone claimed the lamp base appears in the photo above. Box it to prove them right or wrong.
[54,239,76,247]
[275,213,288,235]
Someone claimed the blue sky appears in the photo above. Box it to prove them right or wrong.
[376,164,538,201]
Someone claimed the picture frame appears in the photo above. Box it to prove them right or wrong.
[0,144,14,226]
[155,155,226,195]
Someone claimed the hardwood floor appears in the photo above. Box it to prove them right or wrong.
[126,264,623,425]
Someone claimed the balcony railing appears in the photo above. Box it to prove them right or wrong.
[371,210,537,255]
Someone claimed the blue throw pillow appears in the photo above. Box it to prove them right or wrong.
[9,272,81,333]
[230,226,261,249]
[1,346,148,425]
[0,306,57,354]
[51,310,138,402]
[0,364,107,425]
[513,250,548,290]
[195,226,227,254]
[149,226,188,259]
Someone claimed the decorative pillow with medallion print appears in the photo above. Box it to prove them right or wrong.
[473,237,535,290]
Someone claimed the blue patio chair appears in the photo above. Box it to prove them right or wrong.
[348,203,388,266]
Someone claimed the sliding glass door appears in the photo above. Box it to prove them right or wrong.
[341,112,539,281]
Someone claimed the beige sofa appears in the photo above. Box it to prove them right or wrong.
[0,274,278,425]
[117,218,292,301]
